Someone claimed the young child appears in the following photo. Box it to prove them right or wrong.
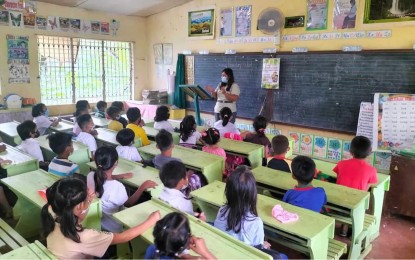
[154,105,174,132]
[76,114,98,159]
[243,115,271,165]
[87,146,157,232]
[48,132,80,177]
[116,128,142,162]
[267,135,291,173]
[112,101,128,128]
[214,107,240,136]
[75,100,90,113]
[73,106,90,137]
[145,212,215,259]
[107,106,124,132]
[333,136,378,237]
[201,128,226,159]
[152,129,181,169]
[32,103,60,135]
[179,115,201,147]
[159,160,205,220]
[126,107,150,146]
[283,155,327,213]
[16,120,43,162]
[41,177,160,259]
[95,101,107,118]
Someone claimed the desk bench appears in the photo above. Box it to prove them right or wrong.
[0,122,21,146]
[0,218,28,253]
[0,240,56,259]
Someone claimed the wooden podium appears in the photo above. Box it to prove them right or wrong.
[179,85,212,125]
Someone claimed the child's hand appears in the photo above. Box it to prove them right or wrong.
[263,241,271,249]
[140,180,158,190]
[195,212,206,222]
[147,210,161,225]
[120,172,133,179]
[0,144,6,153]
[139,119,145,127]
[189,236,212,258]
[90,129,98,136]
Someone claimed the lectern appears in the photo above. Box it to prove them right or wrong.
[179,85,213,125]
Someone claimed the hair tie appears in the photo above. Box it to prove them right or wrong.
[201,131,207,137]
[258,128,265,133]
[224,115,229,118]
[214,130,219,136]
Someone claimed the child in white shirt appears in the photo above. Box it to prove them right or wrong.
[154,105,174,132]
[214,106,240,136]
[179,115,201,146]
[32,103,59,136]
[76,114,97,159]
[116,128,142,162]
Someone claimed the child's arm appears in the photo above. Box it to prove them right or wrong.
[111,210,160,245]
[50,117,60,127]
[112,172,133,180]
[124,180,158,207]
[186,236,216,259]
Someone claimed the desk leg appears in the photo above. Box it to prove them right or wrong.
[13,197,41,238]
[248,151,261,169]
[369,185,385,241]
[130,236,149,259]
[349,205,366,260]
[308,229,330,260]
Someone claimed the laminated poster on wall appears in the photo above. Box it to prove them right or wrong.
[36,15,47,30]
[0,10,9,26]
[313,136,328,158]
[374,151,392,173]
[306,0,328,30]
[23,13,34,29]
[219,7,233,37]
[8,63,29,83]
[7,34,29,64]
[333,0,357,30]
[91,21,101,34]
[47,16,59,31]
[261,58,280,89]
[100,22,109,35]
[300,133,313,155]
[9,11,22,27]
[235,5,252,37]
[59,17,70,32]
[327,138,342,161]
[70,19,80,33]
[342,140,352,160]
[81,20,91,34]
[356,102,374,143]
[288,132,300,153]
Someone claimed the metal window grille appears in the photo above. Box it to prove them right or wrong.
[37,36,133,105]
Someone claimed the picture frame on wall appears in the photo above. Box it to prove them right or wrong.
[364,0,415,23]
[219,7,233,37]
[153,43,163,64]
[306,0,328,30]
[188,9,215,38]
[162,43,173,65]
[284,16,305,28]
[235,5,252,37]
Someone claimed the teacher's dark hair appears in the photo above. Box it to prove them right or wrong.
[222,68,235,91]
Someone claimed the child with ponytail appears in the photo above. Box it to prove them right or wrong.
[214,107,240,136]
[242,115,271,165]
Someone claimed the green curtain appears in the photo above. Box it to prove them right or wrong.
[174,54,186,108]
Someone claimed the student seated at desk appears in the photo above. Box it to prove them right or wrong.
[94,100,107,118]
[32,103,60,136]
[213,165,287,259]
[179,115,201,148]
[17,120,49,170]
[283,156,327,213]
[154,105,174,132]
[107,106,124,132]
[242,115,271,166]
[116,129,142,162]
[87,146,157,232]
[126,107,150,146]
[201,128,228,177]
[112,101,128,128]
[76,114,98,159]
[48,132,80,177]
[73,105,90,137]
[214,107,240,137]
[145,212,215,259]
[333,136,378,237]
[267,135,291,173]
[41,178,160,259]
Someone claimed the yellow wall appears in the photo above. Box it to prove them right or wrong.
[0,1,148,115]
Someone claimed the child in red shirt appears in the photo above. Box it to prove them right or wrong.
[333,136,378,236]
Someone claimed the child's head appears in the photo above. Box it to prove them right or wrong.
[272,135,289,155]
[77,114,94,132]
[17,120,38,140]
[152,212,191,258]
[48,132,73,157]
[253,115,267,137]
[350,136,372,159]
[94,146,118,198]
[155,129,173,152]
[96,101,107,112]
[76,100,90,111]
[126,107,141,124]
[106,106,121,120]
[159,160,187,189]
[291,155,316,186]
[179,115,196,142]
[111,101,125,112]
[223,165,258,233]
[219,107,232,127]
[32,103,46,117]
[41,178,89,242]
[201,127,220,145]
[116,128,135,146]
[154,105,170,122]
[74,108,89,117]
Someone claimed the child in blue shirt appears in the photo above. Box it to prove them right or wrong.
[283,155,327,213]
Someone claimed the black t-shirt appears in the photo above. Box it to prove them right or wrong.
[267,158,291,173]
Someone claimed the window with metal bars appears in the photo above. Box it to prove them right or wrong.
[37,35,133,105]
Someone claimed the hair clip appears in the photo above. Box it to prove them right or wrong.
[201,131,207,137]
[214,130,219,135]
[258,128,265,133]
[162,225,167,230]
[224,115,229,118]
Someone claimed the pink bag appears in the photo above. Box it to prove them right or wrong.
[272,204,299,223]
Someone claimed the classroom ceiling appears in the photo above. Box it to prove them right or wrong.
[37,0,193,17]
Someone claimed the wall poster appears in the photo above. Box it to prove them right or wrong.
[306,0,328,30]
[333,0,357,29]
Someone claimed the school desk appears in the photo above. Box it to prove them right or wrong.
[70,116,109,128]
[95,128,142,148]
[137,143,225,184]
[142,126,181,144]
[0,143,39,177]
[87,158,163,197]
[36,135,90,175]
[113,198,272,259]
[190,181,336,260]
[1,170,101,238]
[0,121,21,146]
[49,119,74,133]
[0,240,56,259]
[251,166,370,259]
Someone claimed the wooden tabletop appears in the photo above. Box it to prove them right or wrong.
[0,143,37,166]
[0,241,56,259]
[0,121,19,137]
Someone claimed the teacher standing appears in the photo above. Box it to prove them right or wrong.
[205,68,240,123]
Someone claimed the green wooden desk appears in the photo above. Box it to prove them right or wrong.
[95,128,142,148]
[1,170,101,238]
[0,143,39,177]
[252,166,370,259]
[36,135,91,175]
[138,143,224,183]
[190,181,335,260]
[0,240,56,259]
[87,158,163,197]
[49,119,74,134]
[0,121,21,146]
[113,198,272,259]
[142,126,181,144]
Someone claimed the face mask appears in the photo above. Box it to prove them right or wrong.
[221,76,228,83]
[44,109,49,117]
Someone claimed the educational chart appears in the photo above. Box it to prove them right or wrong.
[342,140,352,160]
[327,138,342,160]
[373,93,415,151]
[289,132,300,153]
[261,58,280,89]
[300,133,313,155]
[313,136,328,158]
[235,5,251,37]
[356,102,373,143]
[306,0,328,30]
[7,34,30,83]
